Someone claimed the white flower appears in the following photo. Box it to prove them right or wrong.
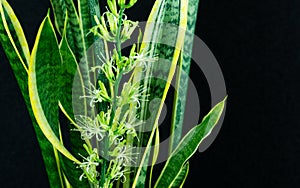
[78,149,99,183]
[80,81,111,107]
[132,50,158,68]
[110,145,138,166]
[118,82,147,108]
[75,115,106,141]
[110,166,130,183]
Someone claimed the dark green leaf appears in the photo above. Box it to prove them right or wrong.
[59,28,90,188]
[50,0,82,60]
[29,14,80,163]
[32,14,61,139]
[154,97,226,187]
[133,0,187,186]
[59,33,78,120]
[170,162,189,188]
[0,3,62,187]
[170,0,200,151]
[50,0,102,62]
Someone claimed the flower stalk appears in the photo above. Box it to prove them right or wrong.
[75,0,154,187]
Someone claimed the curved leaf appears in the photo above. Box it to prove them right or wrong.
[29,14,80,164]
[154,97,227,187]
[0,2,64,187]
[170,162,189,188]
[0,1,28,70]
[1,0,30,64]
[58,18,90,188]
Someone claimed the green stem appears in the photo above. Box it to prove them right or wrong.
[116,180,121,188]
[116,8,125,59]
[100,159,107,187]
[100,8,125,186]
[123,134,133,188]
[109,70,124,127]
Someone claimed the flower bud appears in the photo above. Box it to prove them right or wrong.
[107,0,118,16]
[118,0,138,9]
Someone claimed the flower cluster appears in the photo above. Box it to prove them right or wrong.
[75,0,156,187]
[78,146,101,185]
[91,44,156,84]
[76,94,142,184]
[89,0,138,43]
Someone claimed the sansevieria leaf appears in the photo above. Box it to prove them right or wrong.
[132,0,189,187]
[0,0,29,68]
[132,1,167,186]
[50,0,102,61]
[170,0,200,152]
[170,162,189,188]
[154,97,227,187]
[58,13,79,123]
[29,14,80,164]
[58,15,90,188]
[0,1,63,187]
[50,0,81,60]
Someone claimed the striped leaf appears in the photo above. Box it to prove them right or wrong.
[170,0,200,152]
[50,0,101,61]
[0,0,29,67]
[0,1,63,187]
[58,20,90,188]
[154,97,227,187]
[78,0,95,50]
[50,0,82,60]
[50,0,67,34]
[58,16,78,122]
[132,1,167,186]
[28,14,80,164]
[132,0,189,187]
[170,162,189,188]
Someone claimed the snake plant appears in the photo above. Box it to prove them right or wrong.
[0,0,226,187]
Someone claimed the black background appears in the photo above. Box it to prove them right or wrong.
[0,0,299,187]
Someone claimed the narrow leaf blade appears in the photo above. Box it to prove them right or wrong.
[2,0,30,64]
[59,25,90,188]
[154,97,227,187]
[133,0,189,186]
[170,0,200,151]
[170,162,189,188]
[29,14,79,164]
[0,2,62,187]
[0,1,28,69]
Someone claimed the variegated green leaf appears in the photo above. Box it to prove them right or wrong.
[0,0,28,68]
[148,127,160,188]
[133,0,189,187]
[170,0,200,152]
[154,97,227,187]
[50,0,82,60]
[29,14,79,164]
[0,2,63,187]
[50,0,101,61]
[50,0,67,34]
[78,0,98,50]
[170,162,189,188]
[59,23,78,121]
[58,20,90,188]
[133,1,167,186]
